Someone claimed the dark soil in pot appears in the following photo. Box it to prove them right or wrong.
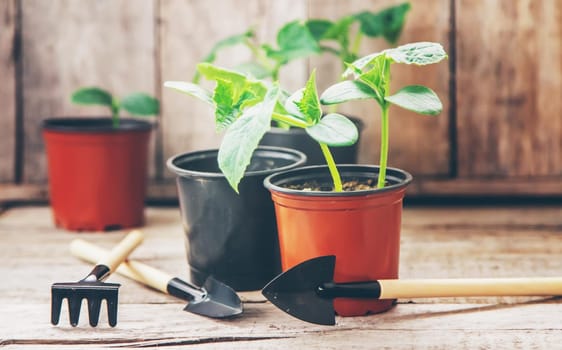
[167,146,306,291]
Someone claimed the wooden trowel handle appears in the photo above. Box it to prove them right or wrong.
[378,278,562,299]
[70,238,172,294]
[98,230,144,273]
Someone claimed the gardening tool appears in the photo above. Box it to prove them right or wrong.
[51,230,144,327]
[69,239,243,318]
[262,255,562,326]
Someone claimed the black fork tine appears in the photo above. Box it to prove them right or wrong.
[87,297,103,327]
[50,292,63,325]
[50,231,144,327]
[107,294,119,327]
[68,295,83,327]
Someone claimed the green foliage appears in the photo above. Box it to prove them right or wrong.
[305,113,358,147]
[263,20,322,64]
[385,85,442,116]
[294,70,322,124]
[70,87,159,128]
[218,85,280,192]
[196,3,412,82]
[71,87,113,107]
[165,65,359,192]
[354,3,411,43]
[320,42,447,188]
[121,93,160,116]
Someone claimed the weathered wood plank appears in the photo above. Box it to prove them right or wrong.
[159,0,308,179]
[20,0,156,183]
[5,176,562,205]
[308,0,451,176]
[1,206,562,348]
[1,302,561,348]
[456,0,562,177]
[0,0,17,183]
[1,206,561,304]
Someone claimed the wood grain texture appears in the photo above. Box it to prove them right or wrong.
[308,0,451,176]
[1,206,561,348]
[4,175,562,205]
[159,0,308,179]
[20,0,157,183]
[0,0,16,183]
[456,0,562,177]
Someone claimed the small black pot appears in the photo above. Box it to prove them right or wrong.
[167,146,307,291]
[259,117,364,165]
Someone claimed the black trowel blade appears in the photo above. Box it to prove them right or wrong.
[262,255,336,325]
[184,276,243,318]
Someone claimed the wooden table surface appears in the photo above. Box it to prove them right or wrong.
[1,205,561,349]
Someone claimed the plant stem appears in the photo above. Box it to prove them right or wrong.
[271,112,309,128]
[377,104,389,188]
[350,31,363,59]
[244,38,277,78]
[111,98,120,128]
[320,143,343,192]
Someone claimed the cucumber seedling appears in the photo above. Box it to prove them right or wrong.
[320,41,447,188]
[71,87,160,128]
[165,64,358,193]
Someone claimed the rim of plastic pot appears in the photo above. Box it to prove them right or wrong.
[167,146,307,179]
[42,117,154,132]
[263,164,413,197]
[267,116,365,136]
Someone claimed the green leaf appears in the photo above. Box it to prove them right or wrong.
[295,70,321,124]
[305,19,334,41]
[343,41,447,77]
[322,16,354,41]
[213,79,237,131]
[385,42,448,65]
[284,88,305,119]
[197,63,247,101]
[342,52,384,77]
[121,93,160,116]
[163,81,214,106]
[193,30,254,82]
[218,85,280,192]
[265,20,321,63]
[355,3,411,43]
[320,80,377,105]
[305,113,358,147]
[357,54,389,99]
[385,85,443,115]
[71,87,113,107]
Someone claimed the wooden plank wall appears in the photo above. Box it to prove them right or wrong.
[0,0,561,202]
[456,0,562,178]
[0,0,16,183]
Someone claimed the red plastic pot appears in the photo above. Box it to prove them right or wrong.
[264,165,412,316]
[42,118,152,231]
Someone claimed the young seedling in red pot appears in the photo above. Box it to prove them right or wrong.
[320,41,447,188]
[71,87,160,128]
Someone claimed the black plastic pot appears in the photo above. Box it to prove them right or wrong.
[259,117,364,165]
[167,146,307,291]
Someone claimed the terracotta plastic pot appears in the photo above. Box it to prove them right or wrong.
[42,118,152,231]
[259,117,364,165]
[264,165,412,316]
[167,146,306,291]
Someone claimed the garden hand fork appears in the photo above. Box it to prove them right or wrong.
[51,230,144,327]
